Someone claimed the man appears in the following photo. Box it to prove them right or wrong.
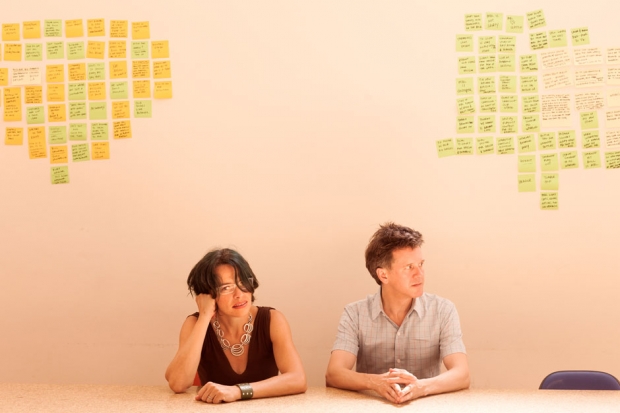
[325,222,470,404]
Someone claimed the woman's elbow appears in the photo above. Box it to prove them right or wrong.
[167,378,191,394]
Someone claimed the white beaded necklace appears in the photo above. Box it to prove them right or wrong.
[212,313,253,357]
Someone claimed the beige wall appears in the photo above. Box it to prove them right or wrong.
[1,0,619,388]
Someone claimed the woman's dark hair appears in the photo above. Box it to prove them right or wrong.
[187,248,259,301]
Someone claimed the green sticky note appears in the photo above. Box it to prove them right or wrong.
[560,151,579,169]
[457,116,474,134]
[88,63,106,80]
[541,192,558,210]
[522,96,540,113]
[91,123,109,141]
[583,150,601,169]
[485,13,503,30]
[498,36,516,53]
[68,83,86,100]
[89,102,107,120]
[499,75,516,93]
[580,111,598,129]
[521,76,538,93]
[549,30,567,48]
[500,95,518,113]
[27,106,45,124]
[465,14,483,31]
[479,95,497,113]
[540,153,559,171]
[518,134,536,153]
[67,41,85,60]
[69,123,88,141]
[456,35,473,52]
[456,138,473,155]
[605,151,620,169]
[479,36,496,54]
[110,81,129,99]
[25,43,43,61]
[527,9,546,29]
[558,130,576,148]
[571,27,590,46]
[134,100,152,118]
[541,173,559,190]
[457,97,475,115]
[582,130,600,148]
[46,41,64,59]
[51,166,70,184]
[497,137,515,154]
[131,41,149,59]
[69,102,87,120]
[478,76,495,94]
[500,116,518,134]
[538,132,557,150]
[498,55,515,72]
[520,54,538,72]
[49,126,67,144]
[518,155,536,172]
[45,20,62,37]
[518,174,536,192]
[477,137,495,155]
[478,55,496,73]
[436,139,456,158]
[522,114,540,133]
[506,15,524,33]
[478,115,495,133]
[529,32,548,50]
[458,56,476,74]
[71,143,90,162]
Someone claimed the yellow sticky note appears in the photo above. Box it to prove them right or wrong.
[479,95,496,113]
[529,32,548,50]
[25,86,43,104]
[497,137,515,154]
[47,84,65,102]
[478,76,496,94]
[518,134,536,153]
[113,120,132,139]
[51,166,70,184]
[456,138,474,155]
[499,36,516,53]
[2,23,20,41]
[5,127,24,145]
[478,115,495,133]
[23,21,41,39]
[540,192,558,210]
[526,9,546,29]
[518,155,536,172]
[560,151,579,169]
[0,68,8,86]
[522,95,540,113]
[456,78,474,95]
[522,114,540,133]
[132,60,151,78]
[110,61,128,79]
[87,41,105,59]
[456,35,473,52]
[500,116,517,134]
[499,76,516,93]
[109,40,126,58]
[65,19,84,38]
[153,61,171,78]
[464,14,482,31]
[50,145,68,164]
[478,55,496,73]
[4,43,22,61]
[28,126,47,159]
[48,104,67,122]
[540,153,558,171]
[582,130,600,149]
[580,111,598,130]
[549,30,567,48]
[558,130,576,148]
[4,87,22,121]
[498,55,516,72]
[456,116,474,134]
[151,40,169,58]
[521,76,538,93]
[478,36,496,54]
[154,81,173,99]
[520,54,538,72]
[133,80,151,98]
[476,137,495,155]
[518,174,536,192]
[583,151,601,169]
[112,101,130,119]
[72,143,90,162]
[92,141,110,159]
[604,151,620,169]
[458,56,476,75]
[110,20,128,38]
[132,21,150,39]
[571,27,590,46]
[436,138,456,158]
[485,13,503,30]
[88,82,107,100]
[506,15,524,33]
[541,173,559,190]
[87,19,105,37]
[68,63,86,81]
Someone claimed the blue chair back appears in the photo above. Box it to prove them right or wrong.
[540,370,620,390]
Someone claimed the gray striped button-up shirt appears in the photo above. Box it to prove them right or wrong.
[332,289,466,378]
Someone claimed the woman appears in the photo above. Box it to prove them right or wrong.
[165,248,307,403]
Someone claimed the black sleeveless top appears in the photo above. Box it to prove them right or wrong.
[191,306,279,385]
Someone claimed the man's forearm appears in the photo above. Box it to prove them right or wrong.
[417,365,470,397]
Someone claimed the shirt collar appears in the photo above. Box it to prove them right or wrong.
[371,287,426,320]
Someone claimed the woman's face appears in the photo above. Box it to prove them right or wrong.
[214,264,252,316]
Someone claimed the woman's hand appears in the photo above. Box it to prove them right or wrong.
[195,293,216,317]
[195,382,241,403]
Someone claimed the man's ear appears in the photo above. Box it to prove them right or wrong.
[376,267,388,284]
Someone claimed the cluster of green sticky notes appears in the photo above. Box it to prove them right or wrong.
[518,174,536,192]
[436,138,456,158]
[69,123,87,141]
[541,192,558,210]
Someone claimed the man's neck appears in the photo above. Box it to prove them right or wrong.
[380,288,415,327]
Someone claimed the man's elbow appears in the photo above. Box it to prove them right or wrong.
[459,369,471,390]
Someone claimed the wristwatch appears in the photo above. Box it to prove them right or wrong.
[236,383,253,400]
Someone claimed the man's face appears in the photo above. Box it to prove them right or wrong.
[381,247,425,298]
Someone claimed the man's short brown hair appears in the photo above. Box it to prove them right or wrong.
[365,222,424,285]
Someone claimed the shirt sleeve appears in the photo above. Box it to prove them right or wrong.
[331,305,360,356]
[438,300,467,360]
